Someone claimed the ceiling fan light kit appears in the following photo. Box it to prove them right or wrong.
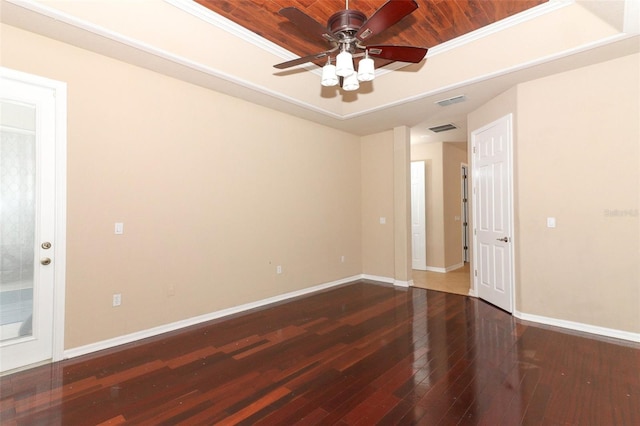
[275,0,428,93]
[336,49,355,77]
[321,59,339,87]
[357,52,375,82]
[343,73,361,91]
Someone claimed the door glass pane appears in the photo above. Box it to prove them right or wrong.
[0,100,36,342]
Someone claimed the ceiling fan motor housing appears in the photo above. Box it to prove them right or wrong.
[328,10,366,37]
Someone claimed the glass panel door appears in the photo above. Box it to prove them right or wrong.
[0,101,36,342]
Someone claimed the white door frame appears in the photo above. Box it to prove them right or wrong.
[470,114,515,312]
[410,161,426,270]
[1,67,67,370]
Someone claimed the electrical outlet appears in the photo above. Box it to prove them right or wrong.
[112,293,122,307]
[276,265,282,274]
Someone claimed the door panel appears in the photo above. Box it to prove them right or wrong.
[0,71,59,373]
[472,115,513,313]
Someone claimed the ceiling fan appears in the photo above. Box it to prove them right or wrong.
[274,0,428,91]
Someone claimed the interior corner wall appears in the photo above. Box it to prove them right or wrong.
[361,131,395,279]
[411,143,445,269]
[1,24,363,349]
[469,53,639,334]
[516,53,639,333]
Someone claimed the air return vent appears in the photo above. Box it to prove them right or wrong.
[429,123,457,133]
[435,95,467,107]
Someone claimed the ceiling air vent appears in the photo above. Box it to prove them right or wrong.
[435,95,467,107]
[429,123,457,133]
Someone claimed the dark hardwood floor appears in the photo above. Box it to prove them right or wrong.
[1,280,639,425]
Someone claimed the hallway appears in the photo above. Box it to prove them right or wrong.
[412,263,471,295]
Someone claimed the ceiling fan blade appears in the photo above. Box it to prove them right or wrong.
[366,45,428,63]
[273,49,337,69]
[279,7,338,43]
[355,0,418,42]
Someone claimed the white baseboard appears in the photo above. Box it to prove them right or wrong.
[361,274,394,284]
[63,274,361,360]
[394,279,413,288]
[514,310,640,343]
[425,263,464,273]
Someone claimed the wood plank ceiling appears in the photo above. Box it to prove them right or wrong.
[195,0,547,68]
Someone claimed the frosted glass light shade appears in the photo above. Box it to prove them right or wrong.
[321,64,338,86]
[343,73,360,91]
[335,50,354,77]
[357,57,375,82]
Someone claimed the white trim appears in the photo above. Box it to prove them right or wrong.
[340,32,636,121]
[5,0,632,125]
[361,274,394,284]
[165,0,571,78]
[624,0,640,34]
[3,0,345,121]
[425,263,464,273]
[394,280,413,288]
[426,0,573,57]
[63,274,360,359]
[164,0,295,62]
[514,310,640,343]
[52,76,67,363]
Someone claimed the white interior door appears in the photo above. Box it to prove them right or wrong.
[0,69,65,373]
[411,161,426,270]
[472,114,514,313]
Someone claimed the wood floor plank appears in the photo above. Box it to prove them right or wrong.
[1,280,638,425]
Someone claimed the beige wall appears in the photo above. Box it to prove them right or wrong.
[469,54,639,333]
[361,131,395,278]
[2,25,363,349]
[516,53,639,333]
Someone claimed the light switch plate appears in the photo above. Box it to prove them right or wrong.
[115,222,124,234]
[547,217,556,228]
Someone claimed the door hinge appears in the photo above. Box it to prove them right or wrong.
[474,229,476,235]
[473,146,476,154]
[474,270,478,277]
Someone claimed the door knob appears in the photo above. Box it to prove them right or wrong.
[496,237,509,242]
[40,258,51,266]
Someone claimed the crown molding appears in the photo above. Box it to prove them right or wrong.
[164,0,573,74]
